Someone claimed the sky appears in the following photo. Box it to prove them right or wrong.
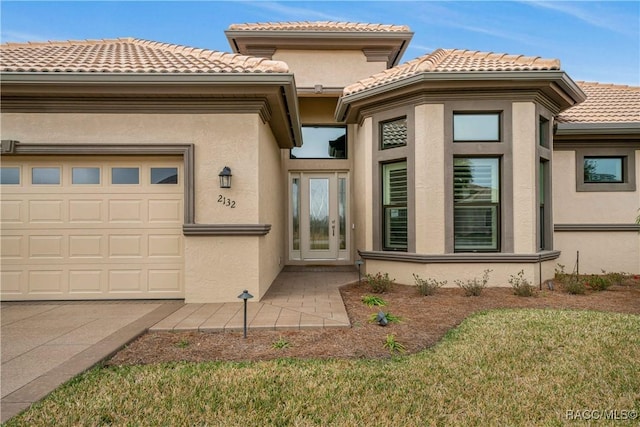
[1,1,638,85]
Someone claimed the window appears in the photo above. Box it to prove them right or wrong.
[112,167,139,184]
[151,167,178,184]
[576,149,635,192]
[291,177,300,251]
[453,113,500,142]
[382,161,407,250]
[380,117,407,149]
[32,167,60,185]
[583,157,623,183]
[290,126,347,159]
[538,160,549,250]
[454,158,500,251]
[72,167,100,184]
[539,117,550,148]
[0,167,20,184]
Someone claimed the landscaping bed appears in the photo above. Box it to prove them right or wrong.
[108,277,640,365]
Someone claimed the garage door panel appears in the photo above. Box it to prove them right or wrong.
[1,156,184,300]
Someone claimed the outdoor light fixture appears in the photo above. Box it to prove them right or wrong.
[376,310,389,327]
[219,166,232,189]
[355,260,364,284]
[237,289,253,338]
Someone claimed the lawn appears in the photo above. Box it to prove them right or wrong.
[6,309,640,426]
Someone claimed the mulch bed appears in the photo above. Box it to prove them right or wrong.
[107,280,640,366]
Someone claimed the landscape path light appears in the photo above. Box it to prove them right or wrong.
[237,289,253,338]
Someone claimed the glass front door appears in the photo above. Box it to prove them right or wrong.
[290,172,348,261]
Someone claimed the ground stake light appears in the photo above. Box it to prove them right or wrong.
[237,289,253,338]
[376,310,388,327]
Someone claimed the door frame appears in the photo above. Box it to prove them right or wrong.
[288,171,350,262]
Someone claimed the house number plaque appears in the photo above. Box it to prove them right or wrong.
[218,195,236,208]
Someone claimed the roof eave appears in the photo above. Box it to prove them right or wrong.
[336,71,586,122]
[556,122,640,136]
[0,72,303,148]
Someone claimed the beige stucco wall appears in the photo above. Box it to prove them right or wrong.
[1,112,285,302]
[415,103,446,253]
[273,50,386,89]
[352,117,374,253]
[553,149,640,274]
[512,102,538,253]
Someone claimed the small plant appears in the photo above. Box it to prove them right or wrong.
[361,295,387,307]
[383,334,406,354]
[364,272,395,293]
[555,263,568,283]
[509,270,535,297]
[564,276,586,295]
[369,311,402,324]
[413,274,446,296]
[455,269,492,297]
[175,339,190,349]
[602,270,628,286]
[584,274,611,291]
[271,336,291,350]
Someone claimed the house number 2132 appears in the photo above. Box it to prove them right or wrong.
[218,195,236,208]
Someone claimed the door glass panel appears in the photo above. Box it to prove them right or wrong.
[338,177,346,250]
[292,178,300,251]
[309,178,329,250]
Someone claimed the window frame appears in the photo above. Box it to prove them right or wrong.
[453,157,501,252]
[576,148,636,192]
[382,160,408,251]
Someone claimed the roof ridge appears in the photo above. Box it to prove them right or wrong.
[227,21,411,32]
[577,81,640,91]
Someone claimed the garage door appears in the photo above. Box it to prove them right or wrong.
[1,156,184,300]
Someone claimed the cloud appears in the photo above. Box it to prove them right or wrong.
[0,29,55,43]
[245,1,353,22]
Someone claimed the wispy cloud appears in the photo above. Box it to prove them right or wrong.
[522,1,638,37]
[245,1,353,22]
[0,29,56,43]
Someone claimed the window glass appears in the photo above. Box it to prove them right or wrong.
[454,158,500,251]
[151,167,178,184]
[72,167,100,184]
[382,161,408,250]
[112,167,139,184]
[453,113,500,142]
[291,126,347,159]
[32,167,60,185]
[338,177,347,250]
[539,117,550,148]
[0,167,20,184]
[380,117,407,149]
[291,178,300,251]
[583,157,623,183]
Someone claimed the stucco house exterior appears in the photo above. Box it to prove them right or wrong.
[1,21,638,303]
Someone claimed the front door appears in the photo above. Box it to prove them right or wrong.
[290,172,348,261]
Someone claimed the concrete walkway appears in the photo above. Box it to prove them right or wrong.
[153,268,356,331]
[1,301,183,422]
[0,268,356,422]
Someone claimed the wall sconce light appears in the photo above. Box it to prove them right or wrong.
[219,166,232,189]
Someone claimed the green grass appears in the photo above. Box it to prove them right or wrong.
[7,309,640,426]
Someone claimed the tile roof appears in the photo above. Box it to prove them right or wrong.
[343,48,561,95]
[558,81,640,123]
[227,21,410,32]
[0,38,289,73]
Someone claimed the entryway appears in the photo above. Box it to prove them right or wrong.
[289,172,349,261]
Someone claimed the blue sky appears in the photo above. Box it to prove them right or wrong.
[2,1,638,85]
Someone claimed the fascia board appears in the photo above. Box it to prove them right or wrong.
[336,71,585,122]
[556,122,640,135]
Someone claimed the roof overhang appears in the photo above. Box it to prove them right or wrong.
[336,71,586,123]
[225,30,413,68]
[0,72,303,148]
[555,122,640,136]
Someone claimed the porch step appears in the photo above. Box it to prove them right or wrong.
[282,265,357,273]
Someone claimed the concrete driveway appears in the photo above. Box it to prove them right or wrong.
[1,300,183,422]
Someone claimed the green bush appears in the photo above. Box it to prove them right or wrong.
[584,275,611,291]
[364,272,395,293]
[455,269,492,297]
[602,270,628,286]
[361,295,387,307]
[271,337,291,349]
[509,270,535,297]
[554,263,569,283]
[413,274,446,296]
[383,334,406,354]
[564,277,586,295]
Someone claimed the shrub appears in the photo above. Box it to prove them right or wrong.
[602,270,628,286]
[364,272,395,293]
[413,274,446,296]
[369,311,402,324]
[361,295,387,307]
[509,270,535,297]
[555,263,569,283]
[455,269,492,297]
[584,274,611,292]
[383,334,406,354]
[271,337,290,349]
[564,276,586,295]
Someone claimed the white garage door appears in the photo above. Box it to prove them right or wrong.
[1,156,184,300]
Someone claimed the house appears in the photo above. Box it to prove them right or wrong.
[1,21,638,303]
